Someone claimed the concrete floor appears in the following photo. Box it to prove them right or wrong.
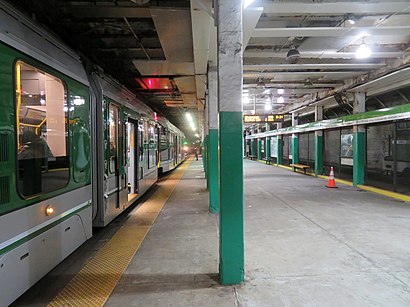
[13,158,410,306]
[106,159,410,306]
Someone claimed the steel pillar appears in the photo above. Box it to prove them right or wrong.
[217,0,244,285]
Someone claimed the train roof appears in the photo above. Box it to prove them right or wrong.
[0,2,89,86]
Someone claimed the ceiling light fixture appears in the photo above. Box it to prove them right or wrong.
[355,39,372,59]
[277,96,285,104]
[185,112,193,122]
[256,78,266,88]
[277,88,285,95]
[242,97,250,104]
[286,45,300,64]
[346,14,356,25]
[304,78,313,87]
[265,104,272,111]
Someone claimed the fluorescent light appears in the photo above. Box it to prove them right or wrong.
[186,112,193,122]
[243,0,255,9]
[277,96,285,103]
[277,88,284,95]
[265,104,272,111]
[356,43,372,59]
[243,97,250,104]
[263,89,270,94]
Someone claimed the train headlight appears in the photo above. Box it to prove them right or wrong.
[46,205,54,216]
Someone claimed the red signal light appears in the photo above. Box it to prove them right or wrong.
[154,112,158,121]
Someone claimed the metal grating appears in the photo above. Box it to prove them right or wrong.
[0,176,10,205]
[0,133,8,162]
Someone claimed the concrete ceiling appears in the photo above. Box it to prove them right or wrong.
[240,0,410,116]
[9,0,410,136]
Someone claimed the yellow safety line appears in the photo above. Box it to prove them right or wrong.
[48,158,193,307]
[357,184,410,203]
[257,159,409,203]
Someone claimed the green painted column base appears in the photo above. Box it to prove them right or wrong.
[315,135,323,176]
[209,129,219,213]
[353,130,365,186]
[277,137,283,165]
[257,139,262,160]
[266,138,271,160]
[219,112,244,285]
[292,136,299,164]
[203,135,208,174]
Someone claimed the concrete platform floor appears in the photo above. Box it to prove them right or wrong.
[106,159,410,306]
[14,158,410,306]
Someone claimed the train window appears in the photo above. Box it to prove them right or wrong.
[138,121,144,162]
[16,61,69,197]
[109,104,119,173]
[148,123,156,168]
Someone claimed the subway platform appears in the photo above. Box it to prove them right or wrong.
[14,158,410,306]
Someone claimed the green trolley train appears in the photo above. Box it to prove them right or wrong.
[0,3,185,306]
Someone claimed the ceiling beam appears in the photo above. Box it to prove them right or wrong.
[244,51,405,59]
[243,7,263,50]
[243,63,386,71]
[244,71,363,78]
[252,26,410,38]
[256,1,410,15]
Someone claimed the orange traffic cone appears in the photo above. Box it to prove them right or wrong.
[326,167,338,188]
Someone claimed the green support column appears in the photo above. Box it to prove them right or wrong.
[314,106,324,176]
[206,135,210,190]
[219,112,244,284]
[292,135,299,164]
[209,129,219,212]
[291,113,299,164]
[257,139,262,160]
[217,0,244,285]
[353,126,365,186]
[277,136,283,165]
[208,64,219,213]
[252,139,257,156]
[204,135,209,188]
[315,132,324,176]
[266,138,271,159]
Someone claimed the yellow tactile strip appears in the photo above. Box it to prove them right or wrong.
[48,159,192,307]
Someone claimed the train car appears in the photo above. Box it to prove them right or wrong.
[157,117,186,173]
[0,2,185,305]
[0,3,92,305]
[89,72,161,227]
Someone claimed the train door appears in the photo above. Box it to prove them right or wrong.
[137,120,144,187]
[174,135,178,165]
[126,119,139,199]
[108,104,120,209]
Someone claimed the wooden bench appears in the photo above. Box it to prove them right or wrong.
[290,163,310,174]
[248,155,257,160]
[262,157,273,165]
